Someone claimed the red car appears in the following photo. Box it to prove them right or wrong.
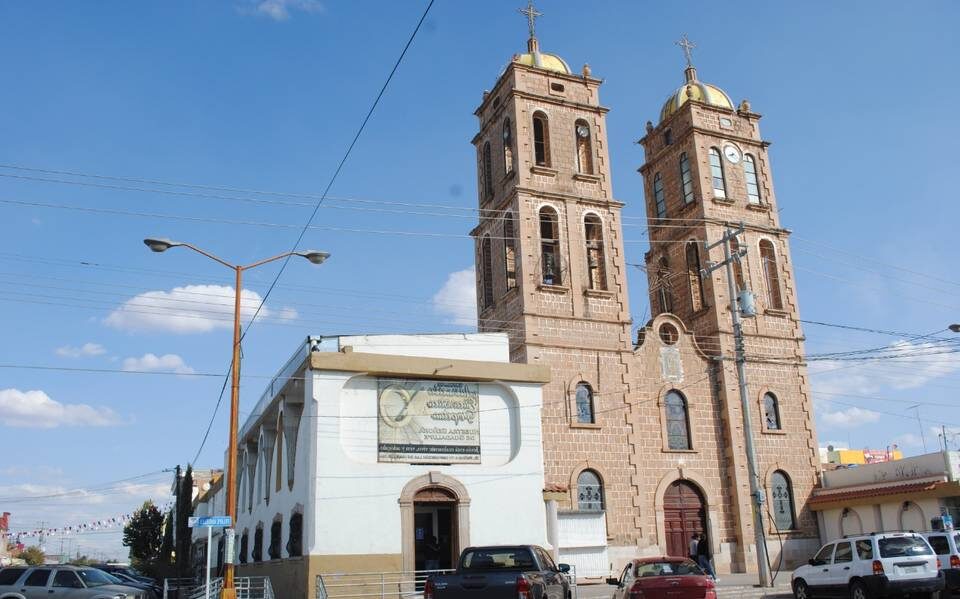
[606,557,717,599]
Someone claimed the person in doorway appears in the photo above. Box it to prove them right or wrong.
[425,536,441,571]
[696,533,716,580]
[688,533,699,560]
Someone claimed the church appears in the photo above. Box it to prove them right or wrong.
[469,5,821,577]
[196,6,824,596]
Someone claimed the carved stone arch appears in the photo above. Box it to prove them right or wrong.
[840,507,863,536]
[653,470,721,556]
[398,472,471,574]
[756,385,785,433]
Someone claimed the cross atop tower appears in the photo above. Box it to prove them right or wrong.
[675,33,696,68]
[519,1,543,43]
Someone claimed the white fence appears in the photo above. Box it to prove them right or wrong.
[163,576,274,599]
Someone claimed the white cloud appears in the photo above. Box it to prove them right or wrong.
[0,389,122,428]
[432,268,477,327]
[122,353,195,375]
[892,432,924,448]
[240,0,323,20]
[55,342,107,358]
[104,284,297,334]
[810,339,960,397]
[820,406,881,429]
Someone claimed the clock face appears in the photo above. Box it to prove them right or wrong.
[723,144,742,164]
[378,386,416,428]
[576,125,590,139]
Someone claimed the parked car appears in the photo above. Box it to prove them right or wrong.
[606,557,717,599]
[90,565,155,587]
[0,565,147,598]
[921,530,960,596]
[98,571,160,599]
[791,532,944,599]
[424,545,572,599]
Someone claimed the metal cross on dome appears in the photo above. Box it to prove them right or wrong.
[519,0,543,40]
[676,33,696,68]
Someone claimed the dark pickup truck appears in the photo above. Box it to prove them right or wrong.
[424,545,572,599]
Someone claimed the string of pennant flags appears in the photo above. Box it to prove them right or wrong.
[5,501,174,540]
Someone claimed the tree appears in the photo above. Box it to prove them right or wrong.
[159,509,174,566]
[70,555,95,566]
[17,546,45,565]
[123,501,164,578]
[175,465,194,578]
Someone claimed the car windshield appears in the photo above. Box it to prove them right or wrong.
[461,548,536,571]
[879,537,933,558]
[76,569,116,587]
[635,561,704,577]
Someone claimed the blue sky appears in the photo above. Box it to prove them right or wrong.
[0,0,958,559]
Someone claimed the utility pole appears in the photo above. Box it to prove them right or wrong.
[906,404,927,452]
[704,224,770,588]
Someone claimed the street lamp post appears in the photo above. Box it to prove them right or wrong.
[144,238,329,599]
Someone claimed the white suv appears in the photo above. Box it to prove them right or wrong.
[921,530,960,596]
[792,532,944,598]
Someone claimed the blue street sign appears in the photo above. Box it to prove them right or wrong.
[188,516,232,528]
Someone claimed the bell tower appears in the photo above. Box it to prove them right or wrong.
[638,37,821,569]
[470,2,636,548]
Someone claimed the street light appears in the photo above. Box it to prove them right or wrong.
[144,237,329,599]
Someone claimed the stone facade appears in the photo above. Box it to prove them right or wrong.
[472,42,821,574]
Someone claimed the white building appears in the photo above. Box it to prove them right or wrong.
[810,450,960,542]
[194,333,551,597]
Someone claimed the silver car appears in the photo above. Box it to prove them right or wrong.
[0,565,145,599]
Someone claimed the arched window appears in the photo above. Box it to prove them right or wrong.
[584,215,606,291]
[759,239,784,310]
[286,512,303,558]
[709,147,726,198]
[653,172,666,219]
[685,242,705,312]
[539,207,561,285]
[664,390,691,450]
[729,237,745,291]
[533,112,551,167]
[763,392,781,430]
[655,256,674,314]
[252,525,264,562]
[502,119,514,175]
[744,154,761,204]
[575,120,593,174]
[770,471,796,530]
[577,470,604,511]
[269,518,282,560]
[239,530,249,564]
[575,382,595,424]
[679,152,694,204]
[482,142,494,201]
[503,212,517,289]
[481,234,494,308]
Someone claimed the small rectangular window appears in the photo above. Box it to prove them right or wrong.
[550,82,565,93]
[833,542,853,563]
[53,571,82,588]
[855,540,874,560]
[24,569,52,587]
[0,568,26,585]
[927,536,950,555]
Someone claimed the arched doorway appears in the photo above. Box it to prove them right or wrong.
[663,480,706,558]
[414,486,458,571]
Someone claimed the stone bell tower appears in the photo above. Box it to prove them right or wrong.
[638,36,821,569]
[470,2,638,553]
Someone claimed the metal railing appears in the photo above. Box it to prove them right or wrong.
[316,568,577,599]
[316,569,453,598]
[163,578,196,599]
[172,576,274,599]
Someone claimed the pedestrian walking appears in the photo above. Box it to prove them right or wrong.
[696,533,716,579]
[688,533,699,561]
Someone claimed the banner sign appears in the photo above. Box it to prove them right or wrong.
[377,379,480,464]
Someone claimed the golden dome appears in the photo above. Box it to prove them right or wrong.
[516,51,571,75]
[659,67,733,122]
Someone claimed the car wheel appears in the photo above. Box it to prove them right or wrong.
[793,579,812,599]
[849,580,868,599]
